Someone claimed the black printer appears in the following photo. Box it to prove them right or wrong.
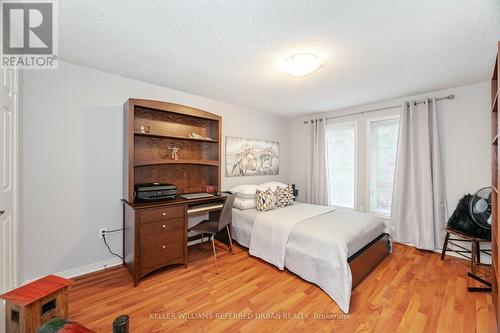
[134,183,176,202]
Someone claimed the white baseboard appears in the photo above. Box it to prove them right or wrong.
[397,240,492,264]
[22,237,212,285]
[23,257,123,285]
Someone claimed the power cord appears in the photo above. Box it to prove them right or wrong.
[102,229,124,260]
[103,228,124,234]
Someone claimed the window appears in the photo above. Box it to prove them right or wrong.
[326,112,399,217]
[369,118,399,215]
[326,122,356,208]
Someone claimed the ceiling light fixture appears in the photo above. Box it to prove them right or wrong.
[283,53,321,77]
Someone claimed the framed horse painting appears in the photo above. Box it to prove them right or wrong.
[225,136,279,176]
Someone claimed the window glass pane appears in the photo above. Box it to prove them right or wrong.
[326,122,356,208]
[369,118,399,215]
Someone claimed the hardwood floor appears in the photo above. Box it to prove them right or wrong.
[68,242,497,332]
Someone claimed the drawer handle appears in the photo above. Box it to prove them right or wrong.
[162,224,166,228]
[162,212,166,216]
[162,245,166,249]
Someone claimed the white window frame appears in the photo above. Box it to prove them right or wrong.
[325,108,400,218]
[365,114,400,218]
[326,118,359,210]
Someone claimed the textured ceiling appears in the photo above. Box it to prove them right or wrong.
[59,1,500,117]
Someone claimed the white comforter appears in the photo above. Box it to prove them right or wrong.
[249,204,335,269]
[247,203,387,314]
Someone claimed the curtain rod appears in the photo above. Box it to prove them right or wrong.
[303,93,455,124]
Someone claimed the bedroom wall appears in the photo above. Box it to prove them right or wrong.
[290,81,491,250]
[21,61,291,282]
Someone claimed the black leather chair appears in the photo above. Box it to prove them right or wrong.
[190,195,235,273]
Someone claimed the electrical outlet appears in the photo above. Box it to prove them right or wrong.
[99,228,107,239]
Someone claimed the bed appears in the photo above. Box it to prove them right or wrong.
[230,202,390,313]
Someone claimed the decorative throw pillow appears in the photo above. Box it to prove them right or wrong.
[256,189,275,211]
[276,185,294,208]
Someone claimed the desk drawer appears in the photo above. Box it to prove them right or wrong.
[141,231,182,256]
[140,248,183,276]
[140,218,183,237]
[140,232,183,270]
[140,205,184,224]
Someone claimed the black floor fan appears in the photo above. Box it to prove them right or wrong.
[467,186,492,292]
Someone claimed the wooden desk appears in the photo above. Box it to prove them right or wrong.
[122,194,228,286]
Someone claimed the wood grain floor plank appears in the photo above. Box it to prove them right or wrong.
[68,243,497,332]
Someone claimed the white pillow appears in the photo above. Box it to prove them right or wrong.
[233,197,257,210]
[258,181,289,192]
[230,184,258,199]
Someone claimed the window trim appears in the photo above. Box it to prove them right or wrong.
[325,110,400,216]
[326,119,359,210]
[365,114,400,218]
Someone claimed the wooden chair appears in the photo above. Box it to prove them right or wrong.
[190,195,235,273]
[441,227,492,292]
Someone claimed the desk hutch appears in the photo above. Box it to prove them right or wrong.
[122,99,224,286]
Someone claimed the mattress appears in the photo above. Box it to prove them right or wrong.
[231,204,386,257]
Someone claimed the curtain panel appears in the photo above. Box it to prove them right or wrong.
[305,117,329,206]
[390,98,448,250]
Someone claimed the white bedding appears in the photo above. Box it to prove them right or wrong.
[231,208,258,248]
[231,203,388,313]
[249,204,335,270]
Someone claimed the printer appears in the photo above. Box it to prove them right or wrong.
[134,183,176,202]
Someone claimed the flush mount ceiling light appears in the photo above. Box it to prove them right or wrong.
[283,53,321,77]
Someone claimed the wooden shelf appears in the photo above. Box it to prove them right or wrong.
[134,132,218,143]
[135,159,219,167]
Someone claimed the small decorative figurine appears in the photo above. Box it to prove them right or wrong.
[189,132,212,140]
[189,132,202,139]
[168,146,180,160]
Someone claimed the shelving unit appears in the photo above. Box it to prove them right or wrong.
[123,99,222,201]
[491,42,499,326]
[122,99,224,286]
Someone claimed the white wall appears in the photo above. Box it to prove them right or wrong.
[22,60,491,280]
[291,81,491,223]
[22,61,291,281]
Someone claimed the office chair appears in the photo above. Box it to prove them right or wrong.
[190,195,235,273]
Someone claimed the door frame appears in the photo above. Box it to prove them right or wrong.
[2,67,21,288]
[14,68,21,287]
